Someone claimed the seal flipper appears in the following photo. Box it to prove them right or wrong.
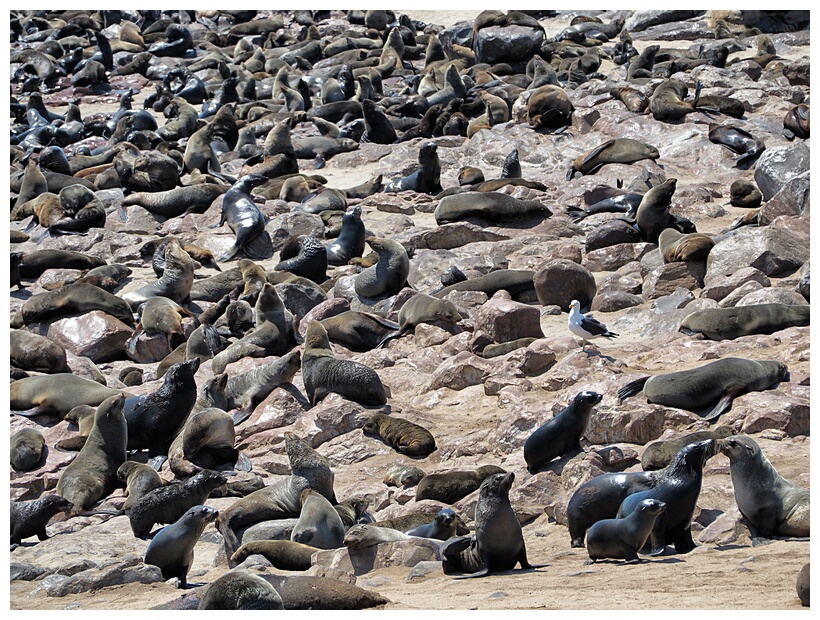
[647,527,665,556]
[672,527,696,553]
[230,408,253,426]
[751,507,778,538]
[700,387,741,421]
[147,455,168,471]
[617,377,649,403]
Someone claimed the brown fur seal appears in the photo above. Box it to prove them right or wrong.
[168,408,248,478]
[223,349,302,424]
[16,249,106,280]
[216,432,336,558]
[434,191,552,224]
[527,84,573,130]
[729,179,763,208]
[127,296,193,357]
[127,469,227,538]
[416,465,505,504]
[145,504,219,588]
[441,471,541,578]
[634,178,678,244]
[55,404,96,451]
[648,79,698,121]
[320,311,400,352]
[353,237,410,299]
[122,238,194,309]
[783,104,809,141]
[326,205,366,266]
[117,461,166,512]
[343,523,410,549]
[10,495,73,545]
[55,394,128,513]
[618,358,789,421]
[230,540,319,571]
[11,374,132,419]
[10,427,46,471]
[122,184,226,219]
[383,464,427,487]
[718,435,810,537]
[405,508,457,540]
[626,44,659,79]
[362,413,436,457]
[432,269,535,301]
[10,329,69,374]
[302,320,387,407]
[384,141,442,194]
[16,282,134,327]
[213,173,271,262]
[641,426,736,471]
[679,303,810,341]
[708,123,766,167]
[609,86,649,113]
[275,235,328,284]
[291,489,346,549]
[658,228,715,263]
[197,570,284,610]
[587,499,667,563]
[377,293,461,348]
[567,139,659,180]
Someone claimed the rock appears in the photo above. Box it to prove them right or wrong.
[753,143,810,201]
[781,57,810,86]
[474,295,544,343]
[533,259,596,311]
[10,563,49,581]
[736,287,809,307]
[274,282,327,320]
[757,171,810,226]
[312,538,441,575]
[43,561,163,596]
[589,290,644,312]
[642,262,705,300]
[586,402,695,445]
[298,298,350,338]
[624,10,705,32]
[651,287,695,312]
[266,212,325,253]
[125,330,173,363]
[398,222,509,250]
[706,227,809,280]
[701,267,771,302]
[45,311,133,363]
[426,352,491,392]
[474,25,545,65]
[406,561,442,582]
[585,242,653,272]
[796,261,809,301]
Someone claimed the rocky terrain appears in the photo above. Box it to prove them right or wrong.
[9,9,810,610]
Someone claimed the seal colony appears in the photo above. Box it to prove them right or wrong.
[9,9,810,611]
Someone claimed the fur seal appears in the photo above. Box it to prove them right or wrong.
[275,235,328,284]
[145,504,218,588]
[168,408,248,478]
[16,250,106,280]
[617,439,716,554]
[383,464,426,487]
[320,311,400,352]
[216,432,336,558]
[587,499,667,563]
[718,435,810,537]
[302,320,387,406]
[797,563,810,606]
[432,269,535,301]
[679,304,810,341]
[223,349,302,424]
[121,184,226,219]
[783,104,809,141]
[648,79,699,121]
[55,394,127,513]
[128,469,227,538]
[434,191,552,224]
[16,282,134,327]
[362,413,436,457]
[567,139,659,180]
[117,461,166,512]
[198,570,285,610]
[405,508,457,540]
[377,293,461,348]
[708,123,766,167]
[416,465,506,504]
[527,84,574,130]
[360,99,397,144]
[642,426,736,471]
[291,489,346,549]
[384,141,441,194]
[11,374,131,419]
[343,524,410,549]
[441,471,540,578]
[354,237,410,299]
[729,179,763,209]
[618,357,790,421]
[523,390,602,473]
[128,296,192,356]
[10,495,73,545]
[230,540,319,571]
[122,239,194,309]
[658,228,715,263]
[609,86,649,113]
[634,178,679,244]
[214,173,271,262]
[326,205,366,266]
[10,330,68,374]
[10,427,46,472]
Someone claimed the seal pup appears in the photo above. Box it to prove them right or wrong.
[326,205,366,266]
[617,439,717,554]
[213,173,270,262]
[302,320,387,407]
[405,508,457,540]
[290,489,346,550]
[10,495,73,545]
[416,465,505,504]
[618,357,789,421]
[343,524,410,549]
[527,84,574,131]
[783,104,809,140]
[354,237,410,299]
[641,426,736,471]
[10,427,46,471]
[567,139,659,180]
[197,570,284,610]
[55,394,128,513]
[230,540,320,571]
[117,461,166,512]
[587,499,667,563]
[441,472,542,578]
[718,435,810,537]
[145,505,219,588]
[377,293,462,348]
[362,413,436,457]
[383,464,426,488]
[523,390,602,473]
[729,179,763,209]
[658,228,715,263]
[568,300,618,346]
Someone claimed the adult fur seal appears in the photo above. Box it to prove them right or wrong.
[783,104,809,140]
[718,435,810,537]
[230,540,320,571]
[377,293,462,348]
[354,237,410,299]
[10,427,46,471]
[434,191,552,224]
[708,123,766,167]
[320,311,400,352]
[384,141,441,194]
[275,235,328,283]
[55,394,127,513]
[658,228,715,263]
[343,524,410,548]
[145,504,219,588]
[432,269,535,301]
[197,570,284,610]
[416,465,506,504]
[121,184,227,219]
[567,139,659,180]
[128,470,227,538]
[634,178,679,244]
[679,304,810,341]
[441,471,541,578]
[302,320,387,406]
[729,179,763,208]
[223,349,302,424]
[617,357,790,421]
[527,84,574,130]
[122,238,194,309]
[11,374,132,419]
[216,432,336,558]
[362,413,436,457]
[586,499,667,563]
[523,390,602,473]
[10,495,73,545]
[617,439,716,554]
[290,489,346,549]
[326,205,366,266]
[214,173,271,261]
[16,282,134,327]
[405,508,457,540]
[383,464,427,487]
[641,426,736,471]
[168,408,248,478]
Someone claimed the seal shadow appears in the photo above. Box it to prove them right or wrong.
[11,288,32,301]
[531,447,584,476]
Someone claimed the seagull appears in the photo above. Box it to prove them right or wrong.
[568,299,619,346]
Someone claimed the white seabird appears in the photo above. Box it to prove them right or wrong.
[568,299,619,345]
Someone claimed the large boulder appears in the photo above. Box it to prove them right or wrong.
[474,25,545,64]
[706,227,809,281]
[533,259,596,311]
[753,143,810,201]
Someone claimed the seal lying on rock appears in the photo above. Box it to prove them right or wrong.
[678,304,810,341]
[362,413,436,457]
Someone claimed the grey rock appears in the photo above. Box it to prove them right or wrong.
[753,143,810,201]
